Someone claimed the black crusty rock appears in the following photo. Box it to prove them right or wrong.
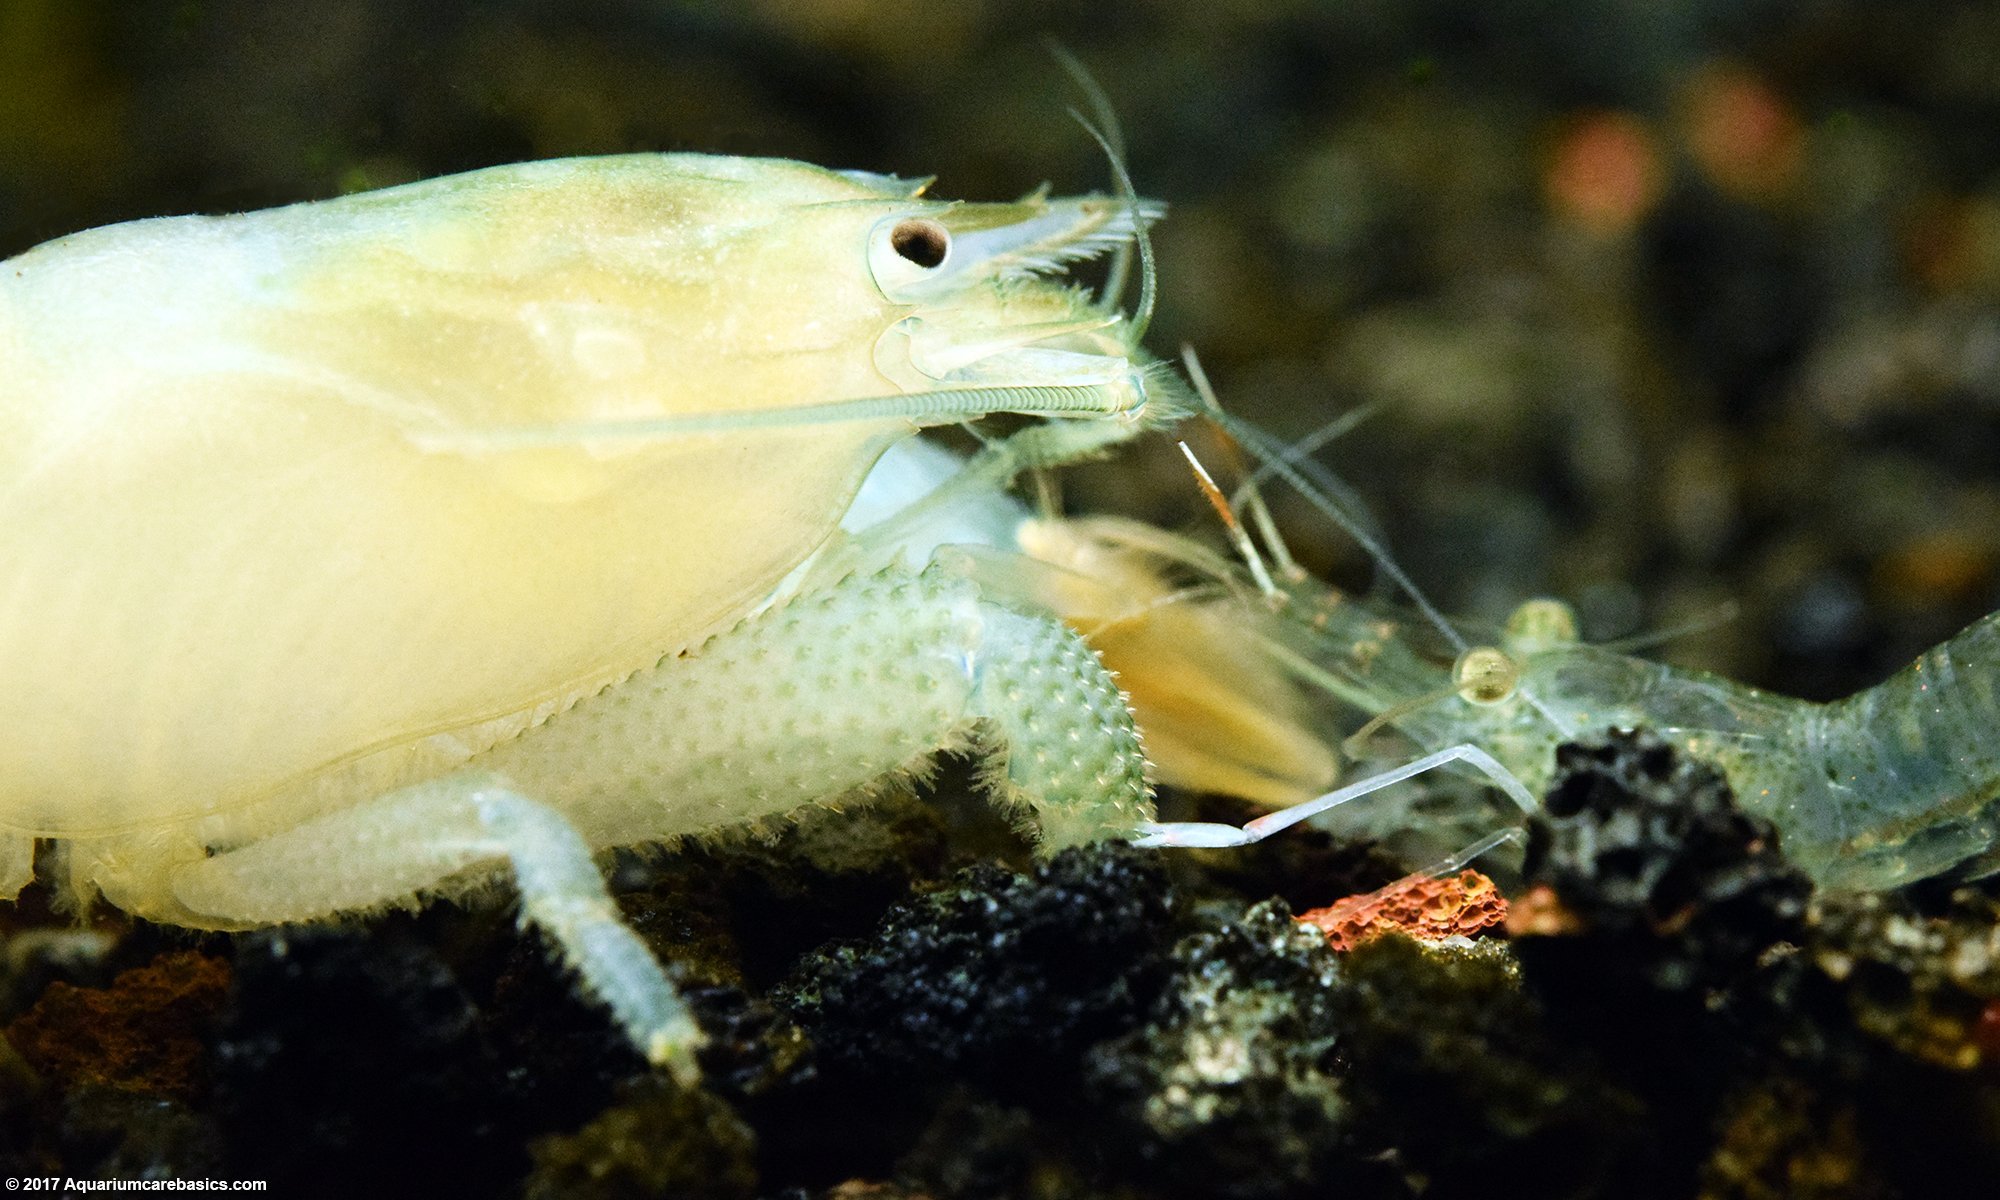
[775,842,1175,1086]
[1516,729,1812,1009]
[1507,730,1819,1194]
[1081,899,1369,1200]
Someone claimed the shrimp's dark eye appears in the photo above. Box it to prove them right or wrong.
[890,218,950,268]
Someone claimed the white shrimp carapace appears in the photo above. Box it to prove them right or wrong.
[0,154,1177,1077]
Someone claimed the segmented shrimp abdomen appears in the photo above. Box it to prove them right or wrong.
[1785,611,2000,888]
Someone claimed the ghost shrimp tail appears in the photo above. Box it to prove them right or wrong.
[1773,608,2000,889]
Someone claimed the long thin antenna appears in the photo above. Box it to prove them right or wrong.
[1182,359,1307,582]
[1239,479,1307,584]
[1045,42,1136,313]
[1599,600,1742,654]
[1236,404,1386,547]
[1177,346,1469,654]
[1069,112,1157,346]
[1241,403,1377,487]
[1178,439,1280,598]
[1233,408,1390,555]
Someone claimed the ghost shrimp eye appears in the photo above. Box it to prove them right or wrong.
[1504,598,1580,654]
[1453,647,1520,705]
[890,218,950,268]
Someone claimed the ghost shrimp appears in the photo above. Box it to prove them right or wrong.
[1107,398,2000,893]
[1241,587,2000,892]
[0,152,1182,1079]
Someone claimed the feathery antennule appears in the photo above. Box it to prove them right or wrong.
[998,200,1165,280]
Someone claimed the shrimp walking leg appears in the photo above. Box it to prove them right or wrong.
[170,779,705,1080]
[1134,743,1536,848]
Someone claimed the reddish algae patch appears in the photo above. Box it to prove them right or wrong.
[5,950,230,1098]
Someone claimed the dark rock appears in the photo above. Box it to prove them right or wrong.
[1081,899,1357,1200]
[1513,729,1813,1029]
[893,1093,1048,1200]
[679,786,990,990]
[211,926,548,1198]
[1330,934,1648,1198]
[50,1085,224,1182]
[1502,730,1820,1194]
[524,1075,757,1200]
[775,843,1175,1089]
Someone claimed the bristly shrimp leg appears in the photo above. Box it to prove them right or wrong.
[1134,743,1537,848]
[459,560,1154,852]
[171,561,1153,1074]
[170,778,708,1082]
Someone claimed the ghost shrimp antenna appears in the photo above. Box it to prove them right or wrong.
[1132,352,1543,850]
[1231,399,1381,586]
[1176,437,1283,600]
[1182,353,1580,747]
[1177,347,1470,656]
[1174,356,1389,625]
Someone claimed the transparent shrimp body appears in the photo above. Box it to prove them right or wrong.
[0,153,1177,1077]
[1482,610,2000,890]
[1212,564,2000,891]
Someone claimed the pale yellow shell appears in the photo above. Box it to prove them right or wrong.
[0,154,1149,835]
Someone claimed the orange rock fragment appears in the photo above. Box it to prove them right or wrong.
[4,949,230,1098]
[1297,869,1509,952]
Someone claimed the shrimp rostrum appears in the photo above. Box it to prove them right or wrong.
[0,153,1184,1079]
[981,395,2000,895]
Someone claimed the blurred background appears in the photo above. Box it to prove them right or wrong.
[4,0,1998,700]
